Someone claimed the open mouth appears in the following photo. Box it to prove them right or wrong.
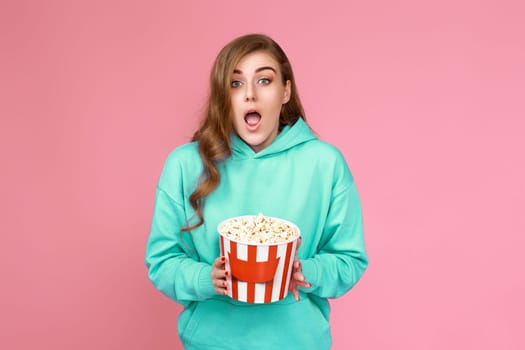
[244,111,261,127]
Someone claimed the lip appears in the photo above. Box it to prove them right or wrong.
[244,109,262,131]
[244,108,259,116]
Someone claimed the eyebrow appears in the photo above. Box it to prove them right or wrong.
[233,66,277,74]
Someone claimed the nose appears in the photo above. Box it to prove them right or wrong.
[244,83,256,102]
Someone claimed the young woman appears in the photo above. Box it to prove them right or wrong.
[145,33,368,350]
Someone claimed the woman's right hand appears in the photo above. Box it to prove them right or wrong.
[211,256,229,295]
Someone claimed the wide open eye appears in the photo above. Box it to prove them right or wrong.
[231,80,243,88]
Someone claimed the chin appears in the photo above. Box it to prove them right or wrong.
[246,139,265,149]
[243,136,267,150]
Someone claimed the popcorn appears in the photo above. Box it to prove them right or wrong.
[218,214,301,303]
[219,213,299,244]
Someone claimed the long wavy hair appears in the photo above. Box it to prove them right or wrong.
[182,34,306,232]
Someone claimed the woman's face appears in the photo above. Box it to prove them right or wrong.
[230,51,291,153]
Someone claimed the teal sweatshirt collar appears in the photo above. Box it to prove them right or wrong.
[230,118,317,159]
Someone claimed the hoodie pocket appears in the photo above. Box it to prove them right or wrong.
[180,297,331,350]
[179,302,205,342]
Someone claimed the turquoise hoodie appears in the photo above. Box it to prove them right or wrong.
[145,118,368,350]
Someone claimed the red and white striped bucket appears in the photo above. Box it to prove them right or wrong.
[218,216,300,303]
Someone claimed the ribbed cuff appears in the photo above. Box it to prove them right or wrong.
[301,258,318,289]
[197,264,216,299]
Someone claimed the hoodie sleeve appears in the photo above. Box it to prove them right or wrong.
[300,153,368,299]
[145,152,216,306]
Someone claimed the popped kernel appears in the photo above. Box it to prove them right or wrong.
[219,214,299,244]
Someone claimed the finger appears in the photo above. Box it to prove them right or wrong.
[294,238,302,258]
[213,278,228,289]
[214,286,228,295]
[290,285,300,301]
[293,271,305,282]
[295,280,311,289]
[213,256,226,268]
[292,270,311,288]
[211,268,228,280]
[211,257,227,276]
[212,269,228,282]
[212,276,229,295]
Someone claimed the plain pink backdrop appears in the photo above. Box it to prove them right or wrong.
[1,0,524,349]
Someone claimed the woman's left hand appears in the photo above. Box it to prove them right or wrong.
[288,238,311,301]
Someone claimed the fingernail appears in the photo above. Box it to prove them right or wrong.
[220,256,226,262]
[225,271,229,276]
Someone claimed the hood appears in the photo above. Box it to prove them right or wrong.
[230,118,317,159]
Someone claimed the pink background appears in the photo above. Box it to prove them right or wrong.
[1,0,524,349]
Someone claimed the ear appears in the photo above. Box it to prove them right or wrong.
[283,80,291,104]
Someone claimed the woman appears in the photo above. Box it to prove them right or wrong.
[145,33,368,350]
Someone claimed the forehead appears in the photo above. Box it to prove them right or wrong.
[234,51,280,73]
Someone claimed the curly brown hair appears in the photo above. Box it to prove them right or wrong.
[182,34,306,232]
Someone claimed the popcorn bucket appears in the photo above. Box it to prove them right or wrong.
[218,215,300,303]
